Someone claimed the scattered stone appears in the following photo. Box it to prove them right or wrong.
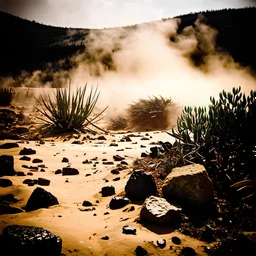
[0,193,18,204]
[109,197,129,209]
[180,247,196,256]
[85,173,91,177]
[111,169,120,175]
[19,148,36,155]
[134,246,148,256]
[103,161,114,165]
[55,169,62,174]
[101,236,109,240]
[113,177,120,181]
[38,164,46,168]
[162,164,214,209]
[0,155,16,176]
[0,202,24,215]
[82,160,92,164]
[62,157,69,163]
[62,167,79,176]
[1,225,62,255]
[104,212,109,215]
[140,196,182,224]
[0,178,12,187]
[16,171,26,176]
[171,236,181,245]
[122,226,136,235]
[125,170,157,201]
[113,155,125,161]
[101,186,115,197]
[19,156,31,161]
[157,239,166,248]
[82,200,93,207]
[149,146,160,158]
[0,142,19,149]
[72,141,83,145]
[25,187,59,212]
[109,143,118,147]
[120,161,128,165]
[32,158,43,163]
[38,178,50,186]
[97,136,107,140]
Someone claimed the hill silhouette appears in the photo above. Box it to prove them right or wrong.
[0,7,256,79]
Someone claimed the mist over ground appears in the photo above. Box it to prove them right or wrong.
[2,14,256,114]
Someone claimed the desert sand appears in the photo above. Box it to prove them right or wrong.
[0,128,212,256]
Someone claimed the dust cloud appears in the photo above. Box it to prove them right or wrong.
[2,15,256,113]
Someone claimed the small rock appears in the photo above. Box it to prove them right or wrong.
[19,156,31,161]
[16,171,26,176]
[111,169,120,175]
[62,157,69,163]
[55,169,62,174]
[113,177,120,181]
[101,186,115,197]
[134,246,148,256]
[19,148,36,155]
[157,239,166,248]
[171,236,181,245]
[109,197,129,209]
[202,224,215,242]
[62,167,79,176]
[82,200,93,207]
[0,143,19,149]
[32,158,43,163]
[97,136,107,140]
[180,247,196,256]
[122,226,136,235]
[0,155,16,176]
[101,236,109,240]
[113,155,125,161]
[38,178,50,186]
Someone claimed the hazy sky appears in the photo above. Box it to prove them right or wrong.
[0,0,255,28]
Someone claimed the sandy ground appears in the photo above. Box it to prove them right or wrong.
[0,118,209,255]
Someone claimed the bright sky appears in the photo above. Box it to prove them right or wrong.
[0,0,255,28]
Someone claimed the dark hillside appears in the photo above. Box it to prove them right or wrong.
[0,7,256,79]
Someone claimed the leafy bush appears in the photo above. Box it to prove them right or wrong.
[107,115,128,131]
[35,83,107,132]
[0,88,15,106]
[169,87,256,187]
[127,96,176,131]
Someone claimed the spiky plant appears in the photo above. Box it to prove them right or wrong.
[34,82,107,132]
[127,96,175,131]
[0,88,15,106]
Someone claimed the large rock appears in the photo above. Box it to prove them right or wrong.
[25,187,59,212]
[0,202,24,215]
[162,164,214,208]
[0,178,13,187]
[0,155,16,176]
[62,167,79,176]
[0,225,62,256]
[125,170,157,201]
[140,196,181,224]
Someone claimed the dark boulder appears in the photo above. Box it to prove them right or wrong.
[125,170,157,201]
[109,197,129,209]
[62,167,79,176]
[19,148,36,155]
[0,155,16,176]
[134,246,148,256]
[0,225,62,256]
[38,178,50,186]
[101,186,115,197]
[25,187,59,212]
[0,202,24,215]
[122,226,136,235]
[0,143,19,149]
[82,200,93,207]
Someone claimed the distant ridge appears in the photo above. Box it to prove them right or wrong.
[0,7,256,78]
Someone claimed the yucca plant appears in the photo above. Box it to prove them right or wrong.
[230,178,256,201]
[34,82,107,132]
[0,88,15,106]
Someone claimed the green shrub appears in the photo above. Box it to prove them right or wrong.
[0,88,15,106]
[169,87,256,186]
[35,82,107,132]
[127,96,176,131]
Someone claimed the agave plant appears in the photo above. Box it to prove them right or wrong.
[35,82,107,132]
